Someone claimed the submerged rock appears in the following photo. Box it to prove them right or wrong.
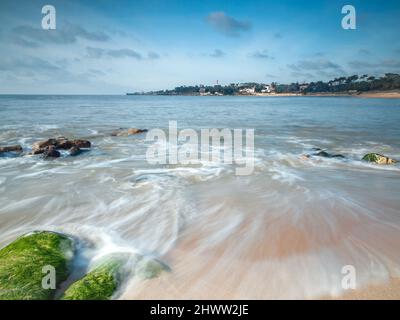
[111,128,148,137]
[0,231,74,300]
[71,139,91,149]
[32,139,57,151]
[42,145,60,158]
[61,254,127,300]
[134,256,169,280]
[68,146,81,156]
[0,145,23,153]
[302,149,345,160]
[314,151,345,159]
[127,128,148,135]
[362,153,397,164]
[61,253,168,300]
[55,139,74,150]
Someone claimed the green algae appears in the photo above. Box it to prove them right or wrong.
[0,231,74,300]
[362,153,379,162]
[135,256,169,280]
[362,153,397,164]
[61,256,125,300]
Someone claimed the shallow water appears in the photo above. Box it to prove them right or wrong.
[0,95,399,299]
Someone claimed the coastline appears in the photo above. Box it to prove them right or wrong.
[257,90,400,98]
[129,90,400,99]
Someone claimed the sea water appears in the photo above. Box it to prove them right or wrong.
[0,95,399,298]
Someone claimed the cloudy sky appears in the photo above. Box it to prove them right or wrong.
[0,0,399,94]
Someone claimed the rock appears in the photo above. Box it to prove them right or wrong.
[127,128,148,135]
[0,231,74,300]
[32,139,57,151]
[302,150,345,160]
[42,146,60,158]
[300,155,311,160]
[362,153,397,164]
[31,148,46,155]
[112,128,148,137]
[314,151,345,159]
[0,145,23,153]
[55,140,74,150]
[68,146,81,156]
[61,254,127,300]
[31,138,91,156]
[330,154,346,159]
[134,256,169,280]
[71,139,91,149]
[61,253,168,300]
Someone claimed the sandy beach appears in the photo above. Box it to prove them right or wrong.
[332,278,400,300]
[253,91,400,99]
[357,91,400,99]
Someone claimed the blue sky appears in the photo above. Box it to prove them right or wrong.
[0,0,399,93]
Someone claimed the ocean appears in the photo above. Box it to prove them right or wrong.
[0,95,399,299]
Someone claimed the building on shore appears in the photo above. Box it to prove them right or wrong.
[261,84,275,93]
[239,87,256,95]
[299,83,309,92]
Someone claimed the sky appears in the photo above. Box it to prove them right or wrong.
[0,0,399,94]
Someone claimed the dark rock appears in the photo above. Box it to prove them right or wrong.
[315,151,330,157]
[68,146,81,156]
[127,128,148,135]
[112,128,148,137]
[314,151,345,159]
[72,140,91,148]
[31,148,46,155]
[330,154,346,159]
[32,139,57,151]
[42,146,60,158]
[31,138,91,156]
[55,139,74,150]
[302,149,346,160]
[0,145,23,153]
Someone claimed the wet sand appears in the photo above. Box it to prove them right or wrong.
[357,91,400,99]
[253,91,400,98]
[333,278,400,300]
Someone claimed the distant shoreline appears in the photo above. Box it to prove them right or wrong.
[127,90,400,99]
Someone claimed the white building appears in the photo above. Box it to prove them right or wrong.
[239,87,256,94]
[261,85,272,93]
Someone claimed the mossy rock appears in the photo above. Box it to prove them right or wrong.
[61,255,126,300]
[135,256,169,280]
[0,231,74,300]
[61,254,169,300]
[362,153,397,164]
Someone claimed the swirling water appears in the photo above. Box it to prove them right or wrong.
[0,95,399,299]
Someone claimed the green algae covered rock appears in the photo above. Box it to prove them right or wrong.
[61,255,126,300]
[0,231,74,300]
[135,256,169,280]
[362,153,397,164]
[61,254,169,300]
